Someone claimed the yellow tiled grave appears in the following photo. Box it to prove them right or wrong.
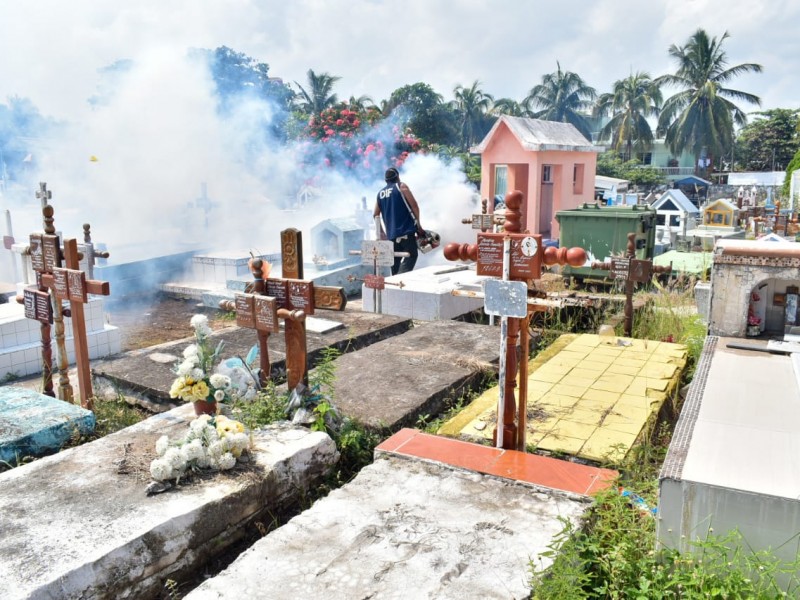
[439,334,687,463]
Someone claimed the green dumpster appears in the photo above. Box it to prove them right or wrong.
[556,203,656,282]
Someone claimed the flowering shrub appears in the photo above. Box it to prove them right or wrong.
[169,315,231,404]
[299,107,422,181]
[149,415,251,482]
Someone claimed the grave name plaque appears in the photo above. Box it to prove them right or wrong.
[254,296,278,333]
[364,274,385,290]
[610,257,630,280]
[23,287,52,324]
[267,278,314,314]
[234,294,256,329]
[52,268,88,303]
[476,233,542,278]
[41,234,60,273]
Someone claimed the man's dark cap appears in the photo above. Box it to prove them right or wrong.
[385,167,399,182]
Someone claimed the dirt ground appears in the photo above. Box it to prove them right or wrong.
[104,294,236,352]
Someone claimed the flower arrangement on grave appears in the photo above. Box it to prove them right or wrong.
[149,414,251,482]
[169,314,231,414]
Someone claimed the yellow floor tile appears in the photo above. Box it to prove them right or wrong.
[550,419,598,440]
[550,382,590,398]
[606,363,642,376]
[624,377,650,396]
[577,360,611,372]
[569,368,605,380]
[566,334,601,347]
[532,370,566,383]
[580,429,637,462]
[614,357,647,368]
[592,347,623,359]
[601,414,645,437]
[581,388,621,405]
[639,364,680,379]
[528,380,554,395]
[539,392,579,409]
[561,406,603,426]
[592,375,634,394]
[538,433,586,455]
[557,349,592,361]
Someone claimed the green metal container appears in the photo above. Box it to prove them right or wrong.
[556,203,656,282]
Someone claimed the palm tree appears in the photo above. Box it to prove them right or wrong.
[294,69,341,115]
[491,97,528,117]
[343,94,374,111]
[452,80,494,150]
[524,63,596,139]
[657,29,762,173]
[595,72,662,161]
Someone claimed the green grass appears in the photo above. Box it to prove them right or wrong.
[529,281,800,598]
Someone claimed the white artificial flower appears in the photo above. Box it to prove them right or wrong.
[150,458,174,482]
[190,314,209,329]
[191,368,205,381]
[176,359,196,376]
[164,447,185,470]
[207,440,225,459]
[217,452,237,470]
[232,432,250,452]
[181,439,205,463]
[155,435,170,457]
[209,374,231,389]
[214,389,225,402]
[183,344,199,359]
[189,415,211,434]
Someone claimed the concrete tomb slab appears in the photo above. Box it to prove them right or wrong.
[0,386,95,464]
[330,319,502,430]
[186,450,592,600]
[93,307,412,407]
[658,336,800,573]
[361,264,488,320]
[0,405,338,600]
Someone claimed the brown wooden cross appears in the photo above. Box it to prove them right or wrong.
[591,232,671,337]
[220,228,346,391]
[21,199,110,409]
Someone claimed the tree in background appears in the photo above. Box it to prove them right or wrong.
[452,80,494,150]
[384,83,458,146]
[657,29,762,173]
[524,63,596,139]
[595,72,662,161]
[294,69,341,116]
[596,152,666,191]
[491,98,528,118]
[734,108,800,172]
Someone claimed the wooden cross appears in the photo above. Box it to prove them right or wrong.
[591,232,671,337]
[220,228,347,391]
[444,191,587,451]
[21,199,110,409]
[194,182,216,229]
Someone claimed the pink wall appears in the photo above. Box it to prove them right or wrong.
[478,123,597,239]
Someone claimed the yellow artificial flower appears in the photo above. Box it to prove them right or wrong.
[191,380,210,402]
[216,415,245,436]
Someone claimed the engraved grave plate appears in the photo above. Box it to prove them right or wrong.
[23,287,52,324]
[266,279,288,309]
[364,274,385,290]
[610,257,630,280]
[42,234,60,273]
[360,240,395,267]
[52,268,70,299]
[67,270,87,302]
[29,233,45,272]
[471,214,494,230]
[234,293,256,329]
[475,233,541,278]
[287,279,314,314]
[281,228,303,280]
[629,259,652,283]
[254,296,278,333]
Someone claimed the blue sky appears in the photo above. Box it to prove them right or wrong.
[2,0,798,120]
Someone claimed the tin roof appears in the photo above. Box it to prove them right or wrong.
[471,116,601,154]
